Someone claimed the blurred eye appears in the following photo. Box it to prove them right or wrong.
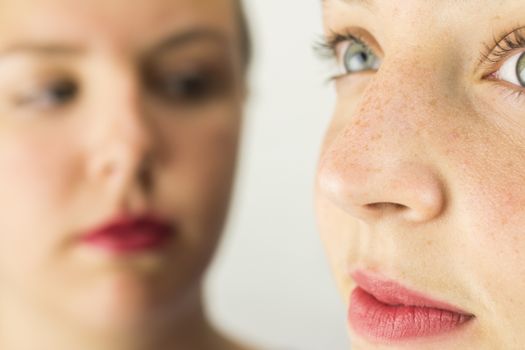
[496,51,525,87]
[15,79,78,109]
[341,40,381,74]
[149,69,226,105]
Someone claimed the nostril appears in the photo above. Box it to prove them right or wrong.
[317,150,445,223]
[366,202,408,211]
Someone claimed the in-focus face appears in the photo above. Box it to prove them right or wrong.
[0,0,243,334]
[316,0,525,349]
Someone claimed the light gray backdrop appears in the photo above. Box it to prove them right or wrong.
[205,0,350,349]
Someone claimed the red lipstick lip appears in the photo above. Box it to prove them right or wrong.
[348,270,474,343]
[80,213,175,253]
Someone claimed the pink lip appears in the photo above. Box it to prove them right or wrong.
[80,213,175,253]
[348,270,474,344]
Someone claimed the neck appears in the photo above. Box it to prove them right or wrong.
[0,284,235,350]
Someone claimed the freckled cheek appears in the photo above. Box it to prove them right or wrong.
[464,208,525,323]
[465,180,525,259]
[443,142,525,315]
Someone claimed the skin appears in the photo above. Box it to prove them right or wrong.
[0,0,247,349]
[316,0,525,349]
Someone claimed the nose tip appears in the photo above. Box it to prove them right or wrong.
[318,156,446,224]
[86,108,158,188]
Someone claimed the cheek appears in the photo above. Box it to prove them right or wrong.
[158,111,240,236]
[438,123,525,331]
[0,135,78,222]
[459,176,525,336]
[0,133,80,282]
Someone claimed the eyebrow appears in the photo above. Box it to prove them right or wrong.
[0,44,84,57]
[151,29,229,55]
[0,29,228,60]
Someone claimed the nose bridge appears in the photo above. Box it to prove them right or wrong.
[102,60,154,152]
[318,62,446,223]
[86,64,157,185]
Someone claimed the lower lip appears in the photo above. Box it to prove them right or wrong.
[348,287,473,343]
[81,227,173,253]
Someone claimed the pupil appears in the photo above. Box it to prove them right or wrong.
[344,41,376,73]
[52,81,76,101]
[182,76,205,95]
[168,74,208,98]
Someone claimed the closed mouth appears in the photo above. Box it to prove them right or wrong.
[348,270,474,344]
[80,213,176,254]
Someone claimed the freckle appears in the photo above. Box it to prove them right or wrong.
[371,133,382,141]
[429,99,438,107]
[357,120,370,128]
[449,130,461,141]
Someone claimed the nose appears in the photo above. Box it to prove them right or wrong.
[85,74,158,193]
[317,85,446,225]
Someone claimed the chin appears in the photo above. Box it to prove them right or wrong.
[57,270,200,335]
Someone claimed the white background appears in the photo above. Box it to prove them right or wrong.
[205,0,350,349]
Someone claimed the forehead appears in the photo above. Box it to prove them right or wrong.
[0,0,237,51]
[323,0,522,17]
[323,0,525,48]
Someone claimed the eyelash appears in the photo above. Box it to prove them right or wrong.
[482,27,525,101]
[314,30,369,81]
[481,26,525,66]
[315,30,359,58]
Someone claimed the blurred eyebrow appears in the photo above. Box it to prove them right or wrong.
[152,29,229,54]
[0,44,84,57]
[0,29,228,59]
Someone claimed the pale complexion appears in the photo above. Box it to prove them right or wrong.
[317,0,525,349]
[0,1,246,350]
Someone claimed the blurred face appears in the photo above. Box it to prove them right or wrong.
[316,0,525,349]
[0,0,243,335]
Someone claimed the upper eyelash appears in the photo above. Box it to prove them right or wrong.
[480,26,525,66]
[316,26,525,64]
[313,30,362,61]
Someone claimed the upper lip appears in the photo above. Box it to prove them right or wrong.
[351,269,473,316]
[81,212,174,240]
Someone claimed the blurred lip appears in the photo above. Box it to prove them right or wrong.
[349,270,474,344]
[80,213,176,253]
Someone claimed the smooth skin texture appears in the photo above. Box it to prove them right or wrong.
[317,0,525,349]
[0,1,248,350]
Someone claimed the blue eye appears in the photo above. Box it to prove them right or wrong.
[342,40,381,74]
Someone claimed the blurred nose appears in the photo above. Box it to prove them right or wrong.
[86,69,157,192]
[317,73,446,224]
